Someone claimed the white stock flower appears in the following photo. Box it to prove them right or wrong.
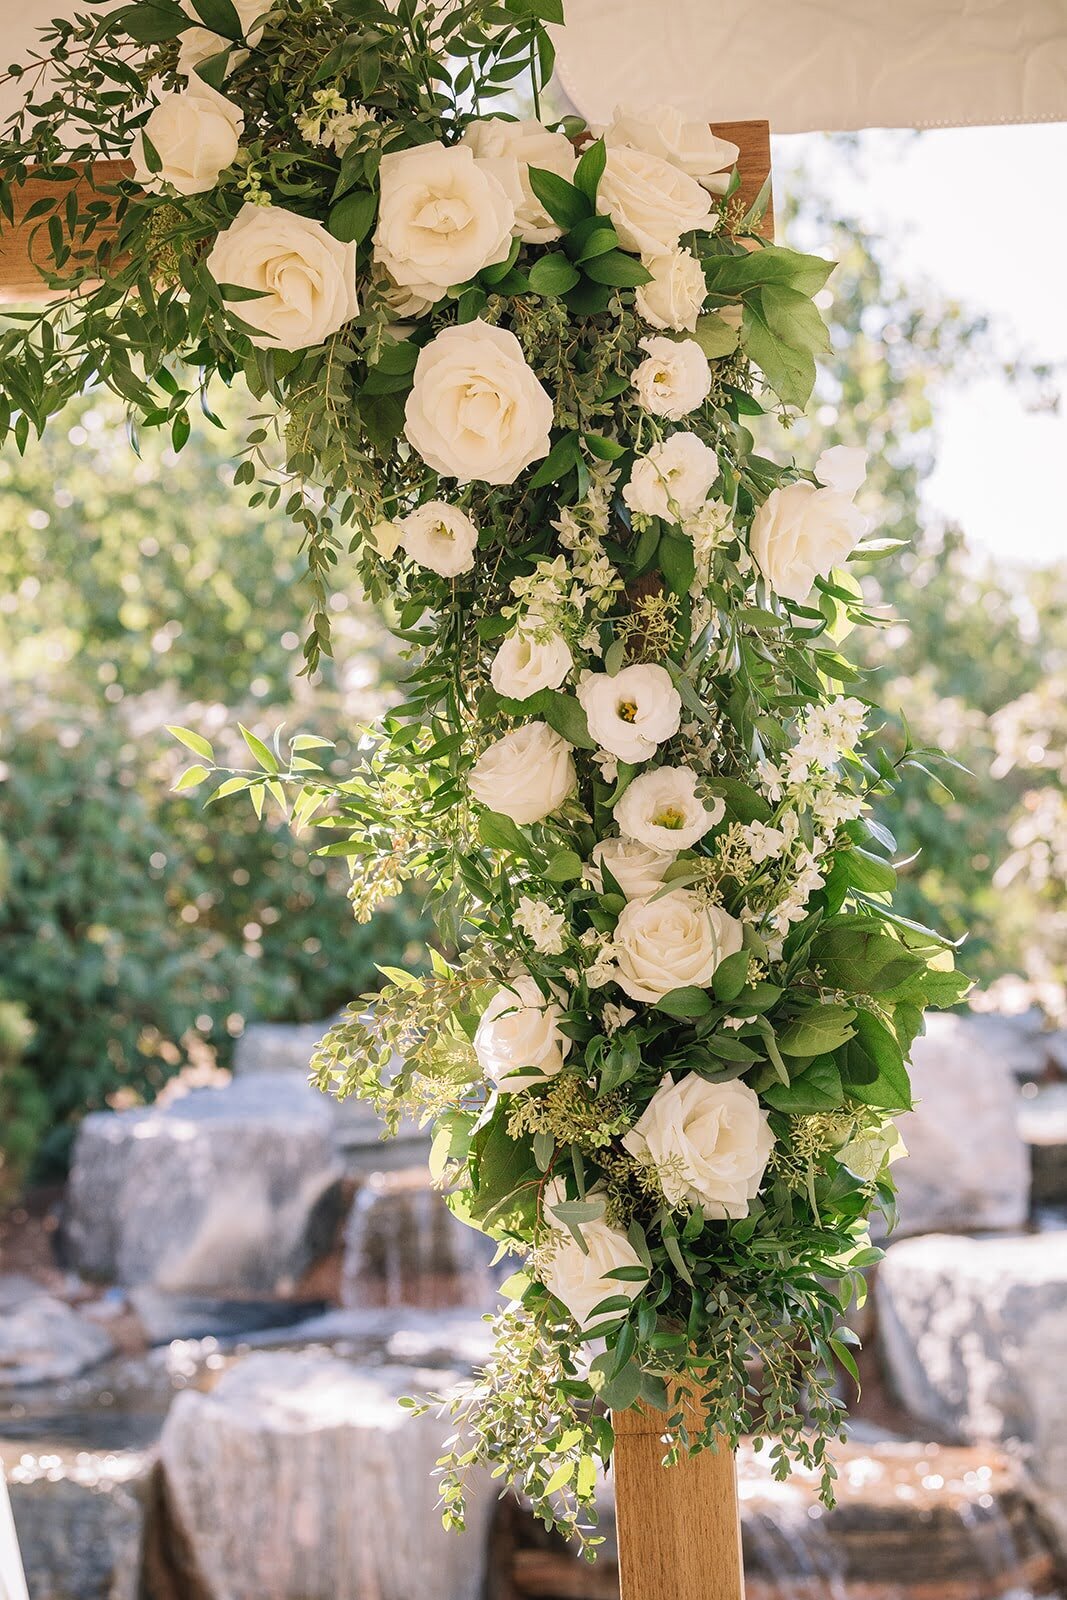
[515,896,567,955]
[614,765,723,851]
[815,445,867,497]
[373,141,514,304]
[540,1178,645,1328]
[623,1074,773,1216]
[132,81,243,197]
[398,501,479,577]
[598,146,712,256]
[404,320,553,486]
[611,890,743,1003]
[750,481,868,603]
[460,116,577,244]
[206,203,358,351]
[604,105,739,194]
[603,1001,637,1036]
[577,663,681,764]
[631,335,712,421]
[177,0,266,76]
[634,249,707,332]
[623,433,719,522]
[490,615,573,700]
[741,819,791,863]
[589,836,676,901]
[469,722,577,825]
[473,975,570,1091]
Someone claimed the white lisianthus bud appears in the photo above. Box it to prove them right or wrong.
[132,81,243,197]
[577,663,681,764]
[604,105,739,193]
[631,335,712,421]
[469,722,577,825]
[750,481,868,603]
[614,765,723,851]
[598,146,712,256]
[540,1178,646,1328]
[365,519,402,559]
[623,1074,773,1216]
[611,890,743,1003]
[623,433,719,521]
[589,836,676,901]
[815,445,867,497]
[206,204,359,351]
[373,141,515,304]
[177,0,266,77]
[635,249,707,332]
[473,975,570,1092]
[398,501,479,578]
[490,615,573,700]
[460,116,578,244]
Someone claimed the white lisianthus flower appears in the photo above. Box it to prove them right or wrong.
[404,320,554,486]
[577,663,681,764]
[540,1178,646,1328]
[206,204,358,351]
[177,0,266,76]
[490,615,573,700]
[398,501,479,578]
[515,895,567,956]
[631,335,712,421]
[132,81,243,198]
[598,146,712,257]
[604,105,739,194]
[623,433,719,522]
[623,1074,773,1216]
[614,765,723,851]
[750,481,868,603]
[611,890,743,1003]
[460,116,577,244]
[635,248,707,332]
[815,445,867,497]
[469,722,577,825]
[588,836,676,901]
[473,975,570,1092]
[373,142,515,304]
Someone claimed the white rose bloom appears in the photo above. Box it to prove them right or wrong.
[611,890,743,1003]
[623,1074,774,1216]
[398,501,479,577]
[460,116,577,244]
[598,146,712,257]
[634,249,707,332]
[605,105,739,194]
[404,320,554,486]
[469,722,577,825]
[490,614,573,700]
[541,1178,645,1328]
[131,81,243,197]
[589,836,676,901]
[614,765,723,851]
[473,975,570,1092]
[750,481,868,603]
[177,0,266,76]
[815,445,867,497]
[206,203,358,351]
[577,663,681,765]
[623,433,719,522]
[373,142,514,304]
[631,335,712,421]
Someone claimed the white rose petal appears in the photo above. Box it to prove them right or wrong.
[605,105,738,194]
[598,146,712,257]
[589,836,676,901]
[623,433,719,522]
[373,141,514,305]
[460,117,577,245]
[398,501,479,577]
[611,889,743,1003]
[815,445,867,498]
[177,0,266,76]
[473,975,570,1092]
[469,722,577,825]
[750,481,868,603]
[490,615,573,700]
[132,81,243,197]
[404,319,554,486]
[632,335,712,421]
[623,1074,773,1216]
[614,765,723,852]
[540,1178,645,1328]
[635,248,707,333]
[577,663,681,765]
[206,203,358,351]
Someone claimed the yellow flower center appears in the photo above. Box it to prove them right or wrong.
[617,699,639,723]
[652,805,686,831]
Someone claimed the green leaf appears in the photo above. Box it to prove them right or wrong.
[742,293,816,411]
[712,950,750,1003]
[239,723,279,773]
[478,810,536,858]
[659,531,696,597]
[545,848,583,883]
[843,846,897,894]
[117,0,188,43]
[527,431,581,489]
[764,1055,845,1113]
[778,1004,857,1057]
[528,252,581,297]
[703,777,771,825]
[582,250,652,288]
[655,986,714,1019]
[173,763,209,791]
[811,925,924,995]
[567,215,618,263]
[572,137,606,205]
[167,725,214,762]
[841,1011,912,1111]
[328,189,377,244]
[188,0,243,39]
[527,166,590,231]
[703,245,835,298]
[692,312,739,359]
[538,691,596,750]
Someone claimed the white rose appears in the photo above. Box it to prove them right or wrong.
[611,889,743,1003]
[541,1179,645,1329]
[750,481,868,603]
[589,836,676,901]
[469,722,577,825]
[623,433,719,522]
[577,663,681,765]
[131,81,242,197]
[460,117,577,245]
[623,1074,774,1217]
[634,249,707,333]
[490,615,573,700]
[605,105,739,194]
[404,320,553,486]
[373,142,514,305]
[598,146,712,257]
[815,445,867,497]
[398,501,479,577]
[631,335,712,421]
[614,765,723,852]
[473,975,570,1092]
[206,203,358,351]
[177,0,266,77]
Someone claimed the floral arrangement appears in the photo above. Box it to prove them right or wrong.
[0,0,967,1551]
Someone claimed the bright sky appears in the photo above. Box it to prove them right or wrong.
[776,124,1067,568]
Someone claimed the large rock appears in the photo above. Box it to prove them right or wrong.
[63,1077,343,1295]
[158,1350,491,1600]
[878,1231,1067,1553]
[965,1006,1067,1082]
[5,1444,149,1600]
[341,1167,498,1311]
[1018,1082,1067,1209]
[889,1013,1029,1236]
[0,1297,113,1387]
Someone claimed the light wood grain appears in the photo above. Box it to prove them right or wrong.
[712,120,773,237]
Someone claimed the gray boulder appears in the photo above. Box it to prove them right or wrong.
[158,1350,491,1600]
[0,1296,113,1387]
[63,1076,343,1295]
[1018,1083,1067,1209]
[5,1445,149,1600]
[341,1167,499,1311]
